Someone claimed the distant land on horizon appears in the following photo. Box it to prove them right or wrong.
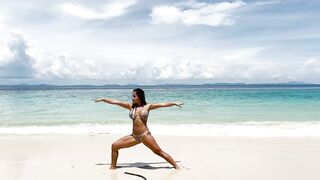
[1,82,320,90]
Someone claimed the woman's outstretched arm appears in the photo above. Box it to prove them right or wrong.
[94,98,131,110]
[149,102,184,111]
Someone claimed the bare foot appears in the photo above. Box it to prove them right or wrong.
[177,164,190,170]
[109,166,116,170]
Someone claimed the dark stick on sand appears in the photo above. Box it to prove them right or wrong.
[124,172,147,180]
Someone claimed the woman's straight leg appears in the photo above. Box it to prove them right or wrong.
[141,133,180,169]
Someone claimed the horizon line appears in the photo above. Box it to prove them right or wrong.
[1,82,320,86]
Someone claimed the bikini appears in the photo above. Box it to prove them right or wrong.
[129,107,150,143]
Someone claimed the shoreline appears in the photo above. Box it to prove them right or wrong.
[1,122,320,137]
[1,134,320,180]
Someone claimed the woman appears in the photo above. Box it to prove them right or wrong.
[94,88,183,169]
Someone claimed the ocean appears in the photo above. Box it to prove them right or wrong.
[1,84,320,137]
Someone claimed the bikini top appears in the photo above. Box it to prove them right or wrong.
[129,107,149,121]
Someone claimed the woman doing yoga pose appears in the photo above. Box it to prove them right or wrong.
[94,88,183,169]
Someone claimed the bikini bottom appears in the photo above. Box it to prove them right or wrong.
[131,130,150,143]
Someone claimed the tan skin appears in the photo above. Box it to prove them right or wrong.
[94,91,183,170]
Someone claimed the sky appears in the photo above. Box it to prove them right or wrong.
[0,0,320,85]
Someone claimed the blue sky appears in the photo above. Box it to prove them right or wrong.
[0,0,319,84]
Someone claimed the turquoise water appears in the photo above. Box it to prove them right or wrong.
[1,85,320,127]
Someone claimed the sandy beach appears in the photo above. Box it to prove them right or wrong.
[1,134,320,180]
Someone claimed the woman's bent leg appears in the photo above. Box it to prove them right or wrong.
[142,134,180,169]
[110,135,139,169]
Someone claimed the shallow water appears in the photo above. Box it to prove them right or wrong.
[1,85,320,136]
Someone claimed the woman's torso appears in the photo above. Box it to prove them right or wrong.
[129,105,150,135]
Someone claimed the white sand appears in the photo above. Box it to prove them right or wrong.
[1,134,320,180]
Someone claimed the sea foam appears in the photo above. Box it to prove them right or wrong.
[1,122,320,137]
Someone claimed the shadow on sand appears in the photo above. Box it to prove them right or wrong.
[95,161,180,170]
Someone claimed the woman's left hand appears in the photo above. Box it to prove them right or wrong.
[175,102,184,108]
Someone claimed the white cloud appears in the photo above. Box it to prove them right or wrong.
[0,33,35,79]
[29,48,117,80]
[60,0,137,20]
[25,41,270,83]
[119,49,275,83]
[151,6,182,24]
[254,0,282,6]
[298,58,320,81]
[150,0,245,26]
[2,31,315,84]
[0,32,117,81]
[0,33,285,83]
[121,59,212,81]
[221,47,264,61]
[302,58,320,72]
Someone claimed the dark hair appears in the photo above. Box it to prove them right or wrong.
[132,88,147,108]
